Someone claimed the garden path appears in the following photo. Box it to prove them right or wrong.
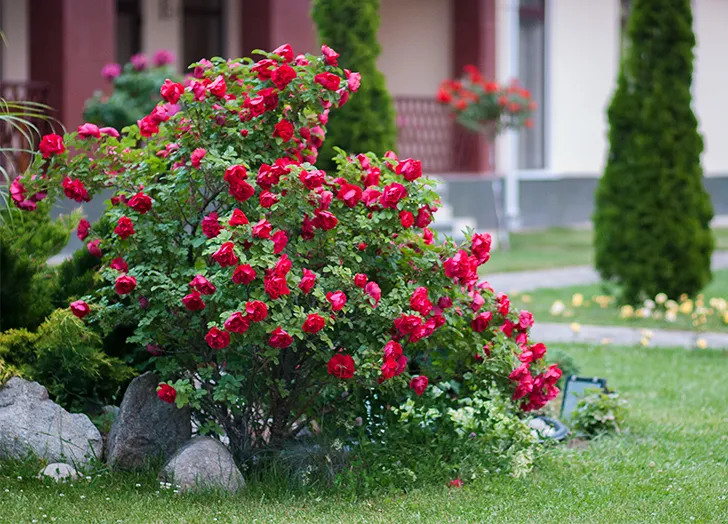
[531,321,728,349]
[485,250,728,292]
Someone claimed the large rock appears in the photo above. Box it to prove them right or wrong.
[106,372,191,470]
[161,437,245,493]
[0,377,102,467]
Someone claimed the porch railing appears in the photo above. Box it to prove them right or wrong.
[0,81,53,180]
[393,96,479,174]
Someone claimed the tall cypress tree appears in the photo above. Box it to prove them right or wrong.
[311,0,397,172]
[593,0,713,303]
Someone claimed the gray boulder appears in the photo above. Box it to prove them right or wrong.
[106,372,190,470]
[161,437,244,493]
[38,463,79,482]
[0,377,102,467]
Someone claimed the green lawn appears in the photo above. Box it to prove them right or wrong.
[2,344,727,522]
[512,269,728,333]
[484,227,728,274]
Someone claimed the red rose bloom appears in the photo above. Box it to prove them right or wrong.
[189,274,216,295]
[230,180,255,202]
[128,192,153,214]
[410,287,433,316]
[409,375,429,396]
[302,313,326,334]
[114,216,135,239]
[201,212,222,238]
[314,209,338,231]
[156,384,176,404]
[383,340,403,360]
[326,291,347,312]
[246,300,269,322]
[471,233,492,264]
[208,75,227,97]
[272,230,288,254]
[205,326,230,349]
[229,208,249,226]
[77,123,101,139]
[62,177,91,203]
[354,273,368,288]
[336,184,362,208]
[268,327,293,349]
[415,207,433,228]
[182,291,206,311]
[365,281,381,308]
[39,133,65,158]
[70,300,90,319]
[115,275,137,295]
[110,257,128,272]
[299,269,316,293]
[395,158,423,182]
[519,310,534,330]
[399,210,414,228]
[211,242,239,267]
[264,273,290,300]
[394,314,423,335]
[77,219,91,240]
[232,264,256,285]
[224,312,250,334]
[327,353,355,379]
[273,119,294,142]
[252,219,273,239]
[87,239,102,258]
[260,190,280,208]
[321,44,339,66]
[160,79,184,104]
[449,479,464,488]
[271,64,297,90]
[496,293,510,316]
[272,43,294,62]
[224,164,248,184]
[345,69,361,92]
[314,72,341,91]
[379,183,407,209]
[299,170,325,189]
[191,147,206,168]
[471,311,492,332]
[137,115,159,137]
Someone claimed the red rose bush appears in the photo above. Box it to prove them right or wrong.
[15,45,559,474]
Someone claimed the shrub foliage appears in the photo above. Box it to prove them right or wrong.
[593,0,713,303]
[13,46,559,476]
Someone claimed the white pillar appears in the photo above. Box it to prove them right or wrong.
[496,0,521,231]
[1,0,30,81]
[141,0,184,72]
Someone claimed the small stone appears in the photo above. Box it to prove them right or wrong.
[161,437,244,493]
[38,463,79,482]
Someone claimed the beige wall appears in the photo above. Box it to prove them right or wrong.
[141,0,183,71]
[546,0,620,176]
[378,0,453,97]
[1,0,29,81]
[694,0,728,175]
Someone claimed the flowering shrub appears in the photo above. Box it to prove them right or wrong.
[83,50,182,132]
[14,45,559,468]
[437,65,535,137]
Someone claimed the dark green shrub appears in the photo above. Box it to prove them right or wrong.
[0,201,79,330]
[311,0,397,171]
[593,0,713,303]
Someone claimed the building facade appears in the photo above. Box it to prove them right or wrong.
[2,0,727,236]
